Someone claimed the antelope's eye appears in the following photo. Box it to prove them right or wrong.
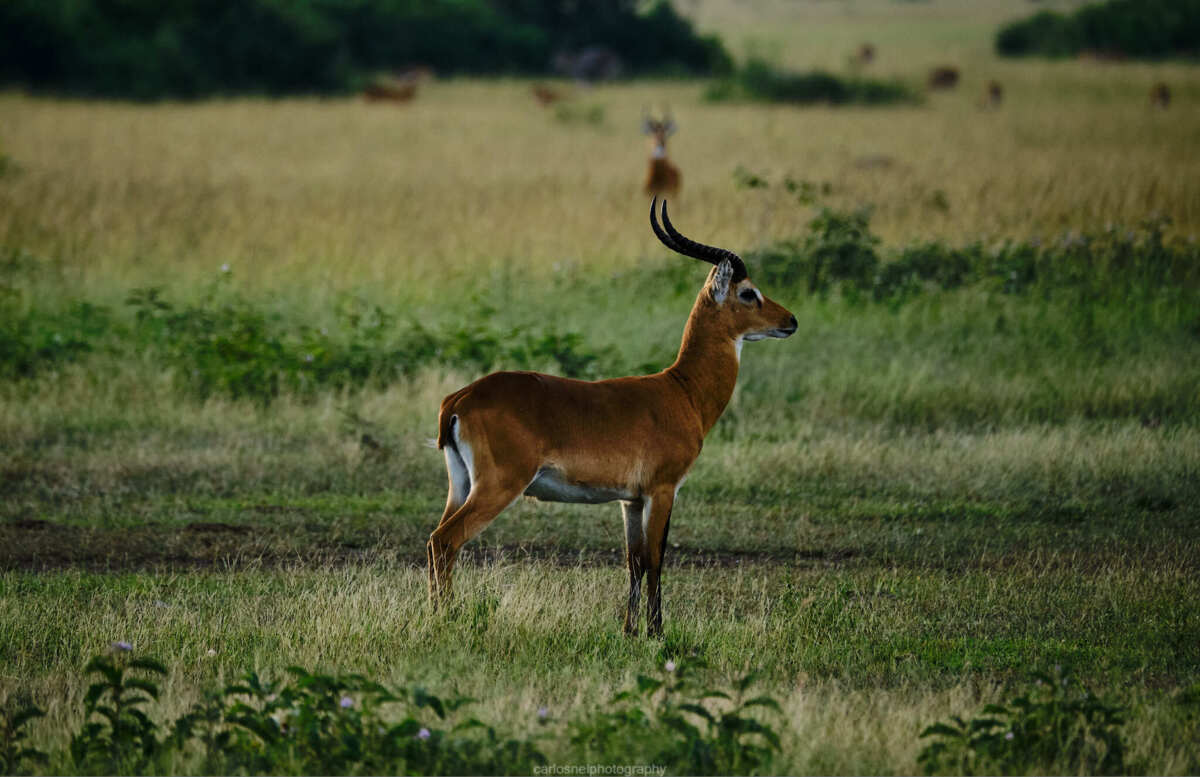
[738,288,758,304]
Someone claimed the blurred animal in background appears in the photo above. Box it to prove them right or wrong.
[532,84,566,107]
[642,109,681,198]
[363,67,433,104]
[983,80,1004,108]
[1150,82,1171,109]
[856,43,876,66]
[928,66,960,90]
[553,46,624,84]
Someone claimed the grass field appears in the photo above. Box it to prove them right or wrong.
[2,0,1199,773]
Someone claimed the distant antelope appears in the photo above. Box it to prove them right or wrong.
[1150,82,1171,109]
[642,110,681,198]
[928,66,960,90]
[856,43,876,65]
[983,80,1004,108]
[364,80,416,103]
[532,84,565,107]
[427,199,798,636]
[363,68,432,104]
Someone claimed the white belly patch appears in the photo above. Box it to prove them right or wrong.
[524,468,634,504]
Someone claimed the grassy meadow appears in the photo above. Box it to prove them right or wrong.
[2,0,1200,773]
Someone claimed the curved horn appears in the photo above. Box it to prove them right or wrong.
[650,198,747,282]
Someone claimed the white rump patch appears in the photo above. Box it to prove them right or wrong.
[449,416,475,500]
[444,445,471,507]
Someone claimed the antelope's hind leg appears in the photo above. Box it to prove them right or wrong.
[428,444,472,602]
[428,477,528,600]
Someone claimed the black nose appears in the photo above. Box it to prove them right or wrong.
[786,315,798,332]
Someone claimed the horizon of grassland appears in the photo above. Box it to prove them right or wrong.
[1,1,1199,773]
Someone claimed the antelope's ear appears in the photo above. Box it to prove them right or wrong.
[641,117,655,135]
[709,259,734,304]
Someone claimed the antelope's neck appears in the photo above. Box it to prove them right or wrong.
[665,307,740,435]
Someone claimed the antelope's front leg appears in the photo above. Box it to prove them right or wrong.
[620,500,647,636]
[643,488,675,638]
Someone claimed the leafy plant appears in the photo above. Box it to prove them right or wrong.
[169,665,545,775]
[122,285,618,405]
[750,206,881,298]
[69,650,167,774]
[570,662,782,775]
[918,667,1128,775]
[0,699,47,776]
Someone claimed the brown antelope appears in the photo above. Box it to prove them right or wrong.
[928,66,960,90]
[363,78,417,103]
[643,111,681,198]
[856,43,876,66]
[1150,82,1171,110]
[532,84,566,107]
[983,80,1004,108]
[363,68,432,104]
[427,199,798,636]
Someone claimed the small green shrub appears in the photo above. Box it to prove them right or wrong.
[918,668,1128,776]
[184,666,545,775]
[705,58,918,106]
[751,206,881,296]
[0,699,47,776]
[69,649,167,775]
[123,285,619,405]
[570,662,783,775]
[0,295,111,380]
[747,206,1200,310]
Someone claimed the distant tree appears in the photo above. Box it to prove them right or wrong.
[997,0,1200,59]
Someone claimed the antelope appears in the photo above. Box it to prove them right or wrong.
[983,80,1004,108]
[1150,82,1171,110]
[856,43,876,66]
[532,84,566,107]
[928,66,960,90]
[363,68,432,104]
[643,111,681,198]
[364,78,417,103]
[427,199,798,636]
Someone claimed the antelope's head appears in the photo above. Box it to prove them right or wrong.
[650,197,797,346]
[642,110,677,159]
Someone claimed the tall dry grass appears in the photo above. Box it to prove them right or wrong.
[2,61,1197,304]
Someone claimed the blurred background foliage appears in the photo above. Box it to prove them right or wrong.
[997,0,1200,59]
[0,0,730,100]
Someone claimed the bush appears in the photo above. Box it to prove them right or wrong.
[918,667,1129,775]
[123,286,619,405]
[705,58,918,106]
[570,663,783,775]
[0,0,730,99]
[0,699,46,776]
[70,652,167,775]
[997,0,1200,59]
[750,206,881,295]
[747,206,1200,308]
[8,651,787,775]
